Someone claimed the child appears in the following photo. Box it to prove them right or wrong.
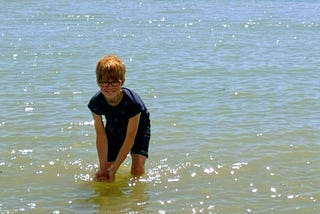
[88,55,151,182]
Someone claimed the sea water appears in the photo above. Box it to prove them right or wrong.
[0,0,319,213]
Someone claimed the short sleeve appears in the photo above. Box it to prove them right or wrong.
[123,88,145,118]
[88,92,104,115]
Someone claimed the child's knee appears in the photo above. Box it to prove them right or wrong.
[131,154,146,176]
[131,166,145,176]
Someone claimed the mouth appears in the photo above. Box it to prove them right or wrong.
[102,89,114,93]
[101,87,117,96]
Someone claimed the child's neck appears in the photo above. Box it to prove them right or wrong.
[106,90,123,107]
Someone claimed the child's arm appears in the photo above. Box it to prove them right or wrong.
[91,112,108,172]
[110,112,141,175]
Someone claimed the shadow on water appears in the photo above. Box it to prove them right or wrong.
[70,173,149,213]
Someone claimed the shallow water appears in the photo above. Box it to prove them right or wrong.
[1,0,319,213]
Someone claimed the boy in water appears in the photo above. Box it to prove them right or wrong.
[88,55,151,182]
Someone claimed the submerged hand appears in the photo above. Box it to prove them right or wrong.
[107,166,115,182]
[95,167,115,182]
[95,170,108,182]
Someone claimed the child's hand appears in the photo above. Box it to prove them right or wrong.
[106,166,115,182]
[95,167,115,182]
[95,170,109,182]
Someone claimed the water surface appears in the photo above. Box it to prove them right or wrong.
[1,0,319,213]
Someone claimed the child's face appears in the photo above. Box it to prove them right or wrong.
[98,79,122,99]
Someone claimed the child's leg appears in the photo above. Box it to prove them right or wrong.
[131,154,146,176]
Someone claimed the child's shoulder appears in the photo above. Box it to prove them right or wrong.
[91,91,104,99]
[122,87,141,99]
[122,87,134,93]
[88,91,106,115]
[122,87,145,107]
[89,91,105,104]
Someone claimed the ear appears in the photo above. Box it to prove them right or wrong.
[121,79,125,85]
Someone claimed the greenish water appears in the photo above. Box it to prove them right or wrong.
[1,1,319,213]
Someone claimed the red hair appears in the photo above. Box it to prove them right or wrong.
[95,55,126,84]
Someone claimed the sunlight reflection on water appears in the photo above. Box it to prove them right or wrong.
[1,0,320,213]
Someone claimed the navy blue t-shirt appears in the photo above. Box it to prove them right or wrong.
[88,87,150,143]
